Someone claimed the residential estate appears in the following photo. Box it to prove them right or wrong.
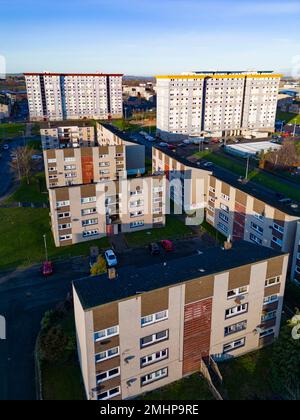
[156,71,280,141]
[152,146,300,284]
[24,72,123,121]
[73,241,288,400]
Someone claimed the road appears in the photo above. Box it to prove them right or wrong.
[0,237,209,400]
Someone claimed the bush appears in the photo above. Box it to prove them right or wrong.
[90,256,107,276]
[39,326,75,363]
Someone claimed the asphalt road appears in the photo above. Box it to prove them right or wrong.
[0,237,209,400]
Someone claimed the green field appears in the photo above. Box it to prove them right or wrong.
[0,208,109,270]
[194,151,300,202]
[0,123,26,140]
[140,374,214,400]
[276,111,300,125]
[125,215,194,248]
[6,172,48,204]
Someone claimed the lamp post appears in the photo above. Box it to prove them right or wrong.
[43,234,48,262]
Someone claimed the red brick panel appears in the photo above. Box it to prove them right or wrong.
[233,202,246,241]
[81,157,94,184]
[183,298,212,375]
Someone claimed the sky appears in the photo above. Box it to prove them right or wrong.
[1,0,300,76]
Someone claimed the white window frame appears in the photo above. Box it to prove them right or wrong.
[271,236,283,247]
[265,276,280,288]
[227,286,249,300]
[263,294,279,305]
[223,338,246,353]
[57,212,70,219]
[261,310,277,322]
[141,368,168,386]
[224,320,247,337]
[259,328,275,338]
[97,386,121,401]
[141,330,169,348]
[273,223,284,234]
[59,234,72,241]
[221,193,230,201]
[250,221,263,235]
[220,203,229,213]
[81,196,96,204]
[141,310,168,327]
[225,303,248,319]
[56,200,70,208]
[141,349,169,368]
[95,346,120,363]
[250,233,262,245]
[96,367,120,384]
[94,326,119,342]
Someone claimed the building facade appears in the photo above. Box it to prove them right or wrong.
[156,72,280,141]
[0,94,10,120]
[73,242,288,400]
[24,73,123,121]
[40,124,96,150]
[152,147,300,283]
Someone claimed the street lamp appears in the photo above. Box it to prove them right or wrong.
[43,234,48,262]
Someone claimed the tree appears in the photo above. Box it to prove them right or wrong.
[10,145,38,184]
[90,256,107,276]
[270,316,300,400]
[264,141,299,169]
[39,326,75,363]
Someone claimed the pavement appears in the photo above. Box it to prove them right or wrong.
[0,236,212,400]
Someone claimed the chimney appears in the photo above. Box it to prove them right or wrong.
[108,267,117,280]
[224,235,233,250]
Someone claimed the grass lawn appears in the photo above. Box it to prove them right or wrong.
[41,312,86,400]
[0,123,26,140]
[6,172,48,204]
[194,151,300,202]
[200,220,227,244]
[219,347,275,400]
[276,111,300,125]
[125,215,194,248]
[140,374,214,400]
[0,207,109,270]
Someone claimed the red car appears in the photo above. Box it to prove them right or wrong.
[160,240,174,252]
[41,261,54,276]
[167,144,176,151]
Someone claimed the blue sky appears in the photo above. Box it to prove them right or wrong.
[1,0,300,75]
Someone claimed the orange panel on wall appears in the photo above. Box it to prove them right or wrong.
[81,157,94,184]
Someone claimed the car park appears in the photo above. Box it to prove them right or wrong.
[104,249,118,267]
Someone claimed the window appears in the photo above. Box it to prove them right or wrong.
[261,310,276,322]
[227,286,248,299]
[141,349,169,368]
[64,165,76,170]
[224,321,247,337]
[82,229,99,238]
[94,326,119,342]
[221,193,230,201]
[59,234,72,241]
[141,311,168,327]
[220,203,229,213]
[141,368,168,386]
[96,367,120,384]
[223,338,245,353]
[130,221,144,229]
[259,328,275,338]
[97,386,121,400]
[272,236,283,247]
[273,223,284,234]
[82,218,98,227]
[58,223,71,230]
[81,196,96,204]
[209,186,215,193]
[48,158,56,164]
[263,294,278,305]
[254,212,264,222]
[81,208,96,216]
[251,222,263,235]
[56,200,70,208]
[141,330,169,348]
[265,276,280,287]
[95,346,119,363]
[225,303,248,319]
[250,233,262,245]
[58,212,70,218]
[218,222,228,234]
[219,213,229,223]
[64,157,75,163]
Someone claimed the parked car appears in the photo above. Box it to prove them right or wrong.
[104,249,118,267]
[159,142,168,148]
[41,261,54,276]
[203,161,214,168]
[149,242,161,256]
[2,144,9,150]
[167,144,176,151]
[31,154,43,160]
[160,240,174,252]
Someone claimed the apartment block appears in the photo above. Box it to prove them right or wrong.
[73,241,288,400]
[40,123,96,150]
[24,72,123,121]
[0,94,10,120]
[156,71,280,141]
[49,174,166,247]
[153,146,300,282]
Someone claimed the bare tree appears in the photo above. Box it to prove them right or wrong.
[10,146,38,184]
[264,141,299,169]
